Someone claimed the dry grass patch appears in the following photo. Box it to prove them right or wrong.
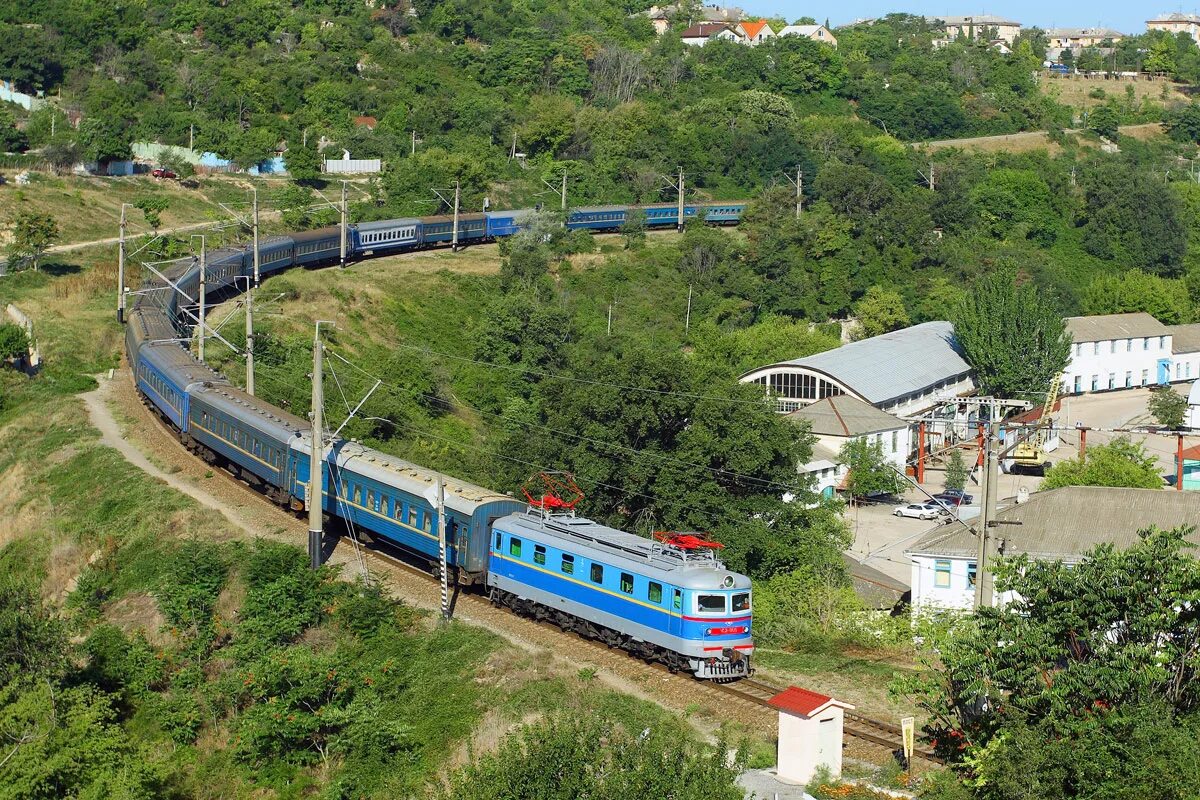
[104,592,175,649]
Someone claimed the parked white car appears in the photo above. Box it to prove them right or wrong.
[893,502,947,521]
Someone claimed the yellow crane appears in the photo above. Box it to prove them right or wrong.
[1010,374,1061,475]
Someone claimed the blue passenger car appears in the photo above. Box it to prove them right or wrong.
[352,218,421,254]
[642,203,699,227]
[287,438,524,578]
[566,206,629,231]
[292,227,343,267]
[421,213,487,244]
[255,235,296,277]
[186,384,304,492]
[487,513,753,679]
[484,209,535,238]
[703,203,746,224]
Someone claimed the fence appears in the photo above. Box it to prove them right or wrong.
[323,158,382,174]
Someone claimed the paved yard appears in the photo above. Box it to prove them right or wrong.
[842,385,1196,586]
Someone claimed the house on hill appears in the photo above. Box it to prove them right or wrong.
[1147,12,1200,45]
[786,395,911,499]
[778,23,838,46]
[935,13,1022,44]
[1062,313,1174,393]
[907,486,1200,611]
[680,22,740,45]
[735,20,775,45]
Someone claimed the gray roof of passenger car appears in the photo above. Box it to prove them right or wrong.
[500,512,751,589]
[355,218,420,230]
[745,321,971,406]
[190,384,308,440]
[1065,313,1169,343]
[907,486,1199,560]
[292,436,515,515]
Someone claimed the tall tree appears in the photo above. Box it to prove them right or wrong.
[839,438,904,501]
[852,285,909,340]
[1149,386,1189,430]
[951,271,1071,400]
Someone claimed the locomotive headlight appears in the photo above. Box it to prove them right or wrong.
[722,575,734,588]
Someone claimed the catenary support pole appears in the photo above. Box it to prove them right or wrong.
[197,236,206,362]
[974,419,1000,608]
[339,181,348,268]
[117,204,127,323]
[561,171,567,211]
[451,180,460,252]
[796,166,802,219]
[437,475,449,620]
[245,280,255,396]
[309,321,331,570]
[676,167,685,231]
[685,284,692,334]
[252,187,261,287]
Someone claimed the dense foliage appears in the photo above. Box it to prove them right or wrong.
[1040,436,1165,490]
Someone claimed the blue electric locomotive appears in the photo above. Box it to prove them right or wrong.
[487,512,752,679]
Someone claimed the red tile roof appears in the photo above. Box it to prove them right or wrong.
[354,115,378,129]
[1179,444,1200,461]
[740,20,769,38]
[768,686,853,716]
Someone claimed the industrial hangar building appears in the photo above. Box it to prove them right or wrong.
[739,321,976,418]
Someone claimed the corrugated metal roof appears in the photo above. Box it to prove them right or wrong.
[1065,313,1168,343]
[907,486,1200,561]
[763,321,972,406]
[1169,323,1200,355]
[788,395,906,436]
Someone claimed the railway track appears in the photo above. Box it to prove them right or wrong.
[133,383,943,766]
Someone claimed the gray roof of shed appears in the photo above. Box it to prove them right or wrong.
[754,321,971,406]
[907,486,1199,561]
[788,395,906,436]
[1169,323,1200,355]
[1065,313,1168,343]
[843,553,908,609]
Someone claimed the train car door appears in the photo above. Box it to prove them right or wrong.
[669,588,683,637]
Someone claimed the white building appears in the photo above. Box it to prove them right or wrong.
[1168,323,1200,384]
[768,687,855,785]
[936,14,1022,44]
[1188,380,1200,430]
[740,321,976,418]
[679,21,740,45]
[1045,26,1124,49]
[907,486,1200,612]
[735,20,775,45]
[777,23,838,46]
[1062,313,1174,394]
[787,395,911,500]
[1147,12,1200,45]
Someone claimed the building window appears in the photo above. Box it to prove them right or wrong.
[967,562,977,588]
[1125,371,1132,388]
[1142,369,1149,385]
[1093,342,1100,356]
[561,554,574,575]
[1091,375,1099,391]
[891,430,899,452]
[590,563,604,584]
[1075,343,1083,358]
[648,582,663,603]
[1160,336,1167,349]
[1126,338,1132,352]
[1073,375,1081,394]
[1110,341,1116,354]
[1108,373,1116,390]
[620,572,634,594]
[534,545,546,566]
[1144,338,1150,351]
[934,560,951,588]
[509,538,522,558]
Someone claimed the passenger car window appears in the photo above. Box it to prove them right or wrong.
[561,554,574,575]
[697,595,727,613]
[648,582,663,604]
[620,573,633,594]
[590,564,603,584]
[509,538,522,558]
[732,592,750,612]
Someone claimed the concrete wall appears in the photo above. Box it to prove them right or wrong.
[1063,334,1172,394]
[1172,350,1200,384]
[0,79,46,111]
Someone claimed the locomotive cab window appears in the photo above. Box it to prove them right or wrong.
[672,589,682,610]
[732,592,750,612]
[648,582,663,604]
[534,545,546,566]
[561,554,575,575]
[509,537,522,558]
[590,564,603,584]
[494,532,502,551]
[697,594,727,614]
[619,573,633,594]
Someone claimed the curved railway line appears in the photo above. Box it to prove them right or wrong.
[123,377,943,766]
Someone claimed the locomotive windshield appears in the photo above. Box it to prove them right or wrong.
[732,592,750,612]
[697,594,727,613]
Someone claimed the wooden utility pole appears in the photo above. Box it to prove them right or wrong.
[117,203,128,323]
[245,281,255,396]
[676,167,685,230]
[252,187,261,287]
[339,180,348,268]
[308,321,332,570]
[451,180,461,251]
